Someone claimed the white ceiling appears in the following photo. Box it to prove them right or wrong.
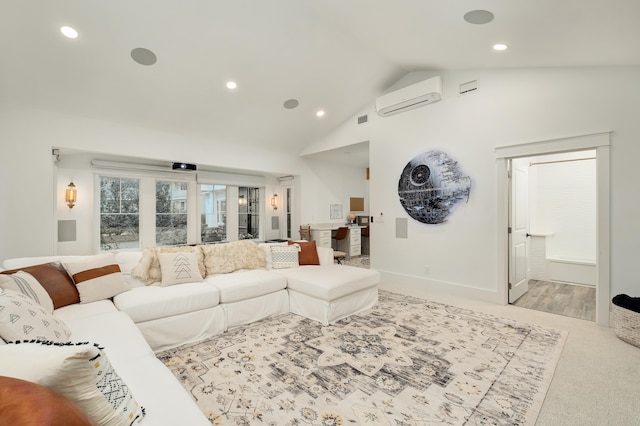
[2,1,639,166]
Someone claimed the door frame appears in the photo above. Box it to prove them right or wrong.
[496,132,611,326]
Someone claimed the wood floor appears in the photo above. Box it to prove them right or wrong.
[512,280,596,321]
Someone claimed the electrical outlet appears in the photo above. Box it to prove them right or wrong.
[425,265,430,275]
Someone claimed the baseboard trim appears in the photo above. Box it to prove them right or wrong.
[377,270,503,305]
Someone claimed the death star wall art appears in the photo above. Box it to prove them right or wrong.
[398,150,471,224]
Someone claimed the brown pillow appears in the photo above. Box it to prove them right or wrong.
[288,240,320,265]
[0,262,79,309]
[0,376,98,426]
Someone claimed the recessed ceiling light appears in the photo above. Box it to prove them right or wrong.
[463,10,494,25]
[316,110,325,117]
[226,81,237,89]
[60,26,78,39]
[130,48,157,65]
[493,43,508,51]
[283,99,299,109]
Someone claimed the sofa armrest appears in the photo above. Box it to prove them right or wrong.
[316,246,334,266]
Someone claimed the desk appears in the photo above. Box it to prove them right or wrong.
[310,224,364,257]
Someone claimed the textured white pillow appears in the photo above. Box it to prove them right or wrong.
[271,245,300,269]
[157,252,204,286]
[64,254,130,303]
[0,341,145,426]
[0,289,71,343]
[259,242,288,270]
[0,271,54,313]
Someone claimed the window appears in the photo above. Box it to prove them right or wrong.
[200,184,227,242]
[99,176,140,251]
[156,180,188,246]
[238,187,260,240]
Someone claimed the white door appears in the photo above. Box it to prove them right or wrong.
[509,159,529,303]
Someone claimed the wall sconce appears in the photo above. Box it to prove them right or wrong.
[271,193,278,211]
[66,182,77,208]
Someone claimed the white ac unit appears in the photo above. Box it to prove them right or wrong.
[375,76,442,117]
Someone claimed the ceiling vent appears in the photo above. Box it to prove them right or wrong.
[375,76,442,117]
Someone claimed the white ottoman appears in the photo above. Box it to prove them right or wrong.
[275,265,380,325]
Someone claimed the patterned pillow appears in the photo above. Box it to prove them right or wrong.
[1,262,80,309]
[0,341,145,426]
[0,289,71,343]
[131,246,206,285]
[64,254,130,304]
[271,245,300,269]
[157,252,204,286]
[0,271,55,313]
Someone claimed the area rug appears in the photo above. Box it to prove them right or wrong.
[157,291,567,425]
[344,255,370,269]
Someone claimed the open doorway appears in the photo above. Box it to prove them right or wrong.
[495,132,611,326]
[509,151,597,321]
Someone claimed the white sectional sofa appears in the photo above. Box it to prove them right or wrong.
[0,240,379,425]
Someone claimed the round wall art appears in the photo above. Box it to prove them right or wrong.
[398,150,471,224]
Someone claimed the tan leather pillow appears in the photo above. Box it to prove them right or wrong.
[0,262,79,309]
[0,376,98,426]
[288,240,320,265]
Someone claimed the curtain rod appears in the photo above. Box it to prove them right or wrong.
[529,157,596,167]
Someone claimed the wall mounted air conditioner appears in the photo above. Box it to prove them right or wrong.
[375,76,442,117]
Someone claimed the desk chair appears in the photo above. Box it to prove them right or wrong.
[299,224,311,241]
[361,225,370,255]
[331,226,349,256]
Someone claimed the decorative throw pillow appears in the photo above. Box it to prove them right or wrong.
[0,271,55,313]
[0,341,145,426]
[271,245,300,269]
[0,376,99,426]
[201,240,267,275]
[1,262,80,309]
[157,252,204,286]
[259,242,288,270]
[64,254,129,304]
[131,246,206,285]
[0,289,71,343]
[288,240,320,265]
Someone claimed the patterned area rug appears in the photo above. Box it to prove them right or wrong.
[157,291,566,425]
[344,255,370,269]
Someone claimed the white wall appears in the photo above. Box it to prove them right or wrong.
[309,66,640,300]
[0,106,365,260]
[529,150,596,261]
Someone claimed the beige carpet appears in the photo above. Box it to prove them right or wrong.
[158,291,566,425]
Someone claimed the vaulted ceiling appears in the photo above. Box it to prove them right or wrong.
[2,1,639,158]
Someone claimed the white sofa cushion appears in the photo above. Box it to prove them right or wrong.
[206,269,287,303]
[59,309,155,363]
[276,265,380,301]
[113,283,220,323]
